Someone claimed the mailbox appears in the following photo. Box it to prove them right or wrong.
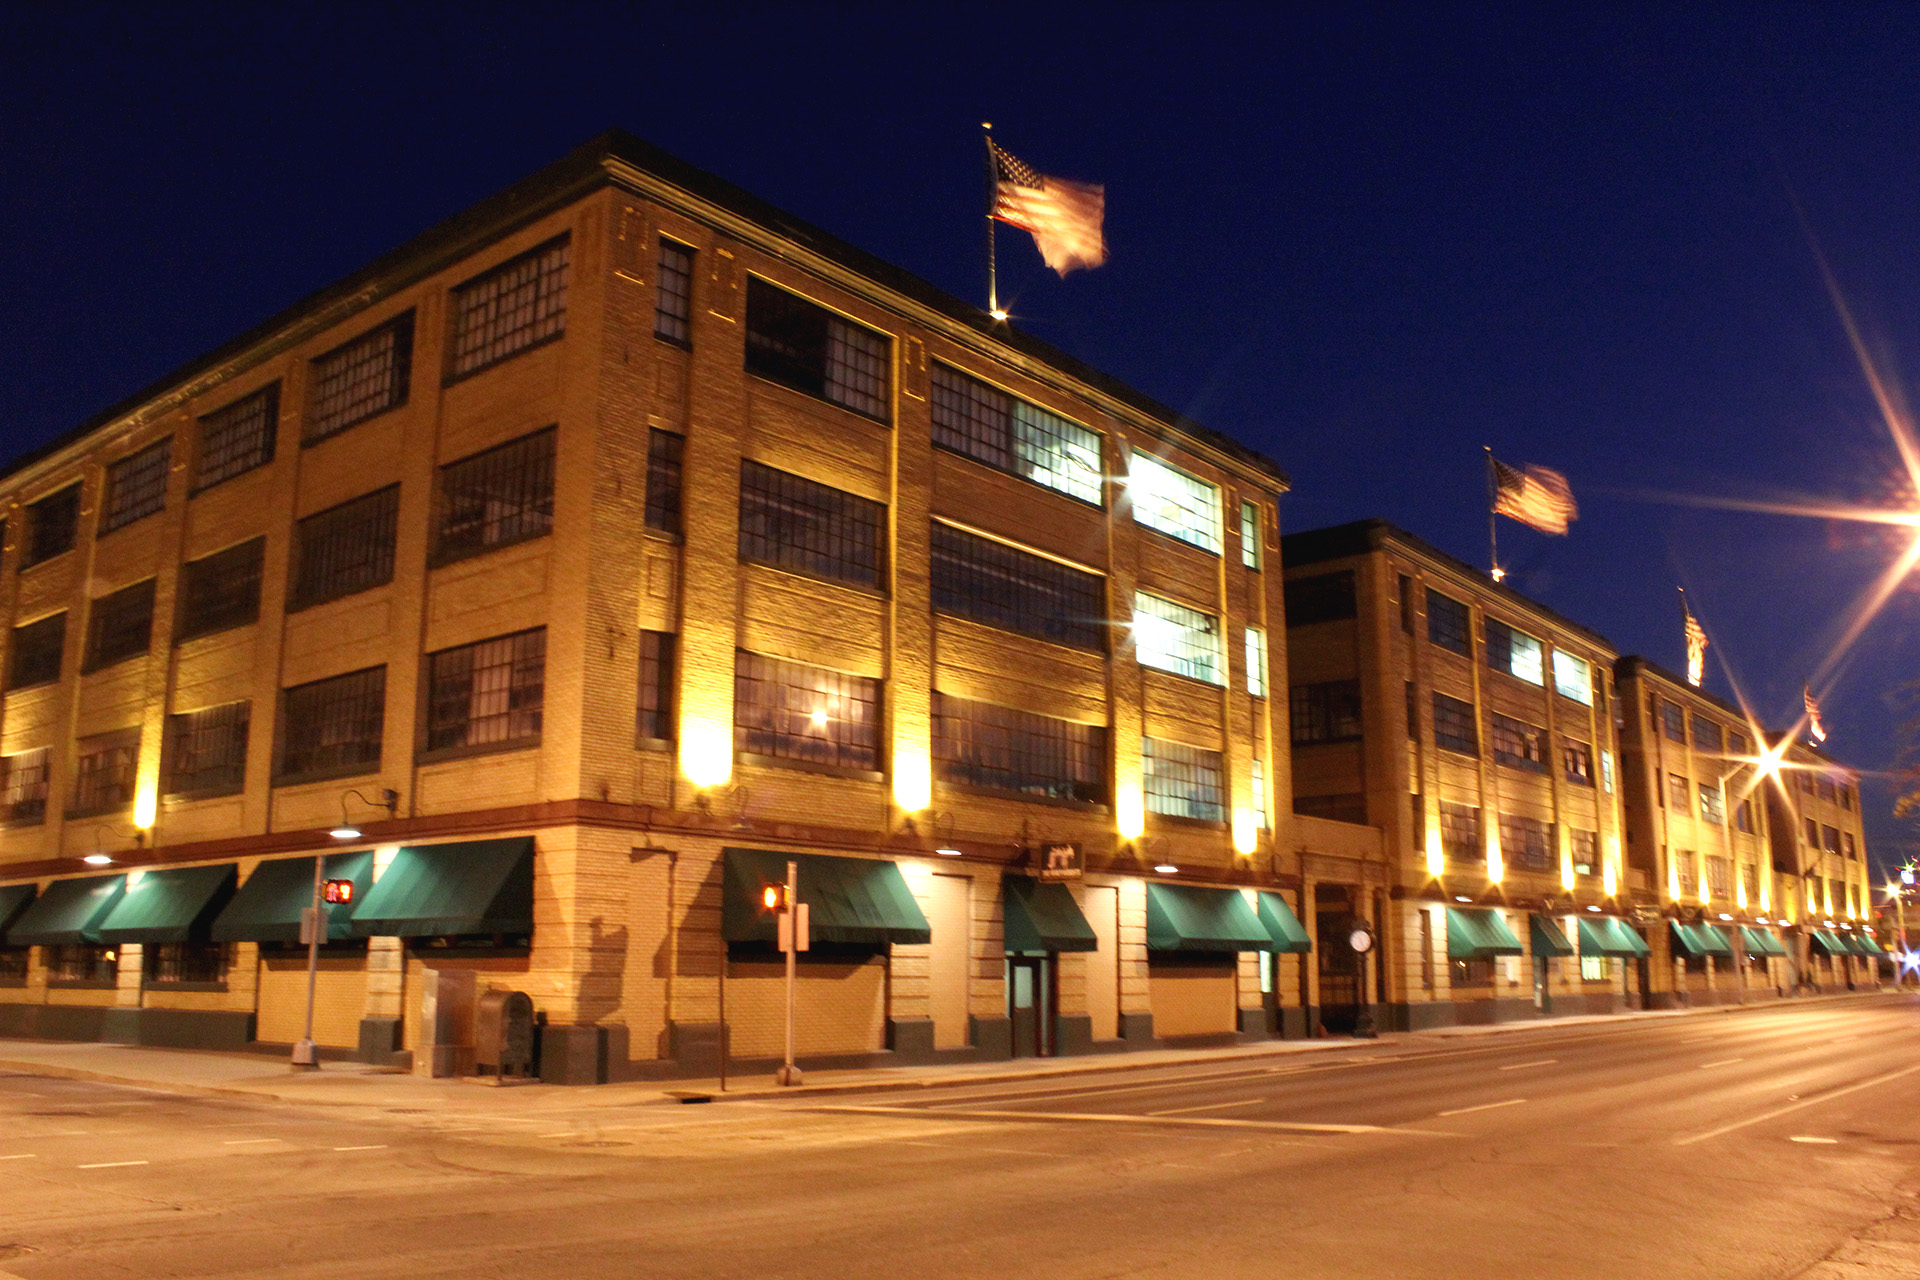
[474,989,535,1077]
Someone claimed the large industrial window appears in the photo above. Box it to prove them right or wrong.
[278,667,386,783]
[1562,738,1593,786]
[146,942,229,986]
[1698,782,1725,825]
[1552,650,1592,704]
[194,384,278,492]
[929,362,1103,505]
[1706,856,1732,900]
[71,728,139,817]
[22,484,80,568]
[100,439,172,535]
[1661,700,1687,743]
[930,522,1105,652]
[177,538,264,642]
[1483,619,1544,686]
[1570,828,1599,876]
[1251,757,1267,828]
[1691,716,1724,753]
[635,630,676,744]
[164,702,250,799]
[1290,680,1361,745]
[733,651,881,772]
[1668,773,1690,811]
[655,239,694,345]
[290,486,399,610]
[1822,825,1841,855]
[82,579,156,673]
[1499,813,1553,871]
[1245,626,1268,697]
[448,236,571,379]
[738,460,885,590]
[433,427,556,565]
[1132,591,1223,685]
[1729,730,1750,757]
[6,613,65,690]
[1239,500,1262,569]
[306,313,413,442]
[1579,955,1611,982]
[1489,712,1548,774]
[932,693,1107,804]
[744,278,891,422]
[0,748,49,824]
[1142,737,1225,823]
[425,629,545,754]
[1426,590,1470,655]
[645,429,684,535]
[1129,451,1221,553]
[1431,691,1478,756]
[1438,801,1482,863]
[1284,571,1357,626]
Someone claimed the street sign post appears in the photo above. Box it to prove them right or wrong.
[776,860,807,1086]
[291,857,323,1069]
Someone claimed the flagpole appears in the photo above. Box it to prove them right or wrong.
[983,122,1000,319]
[1484,446,1501,580]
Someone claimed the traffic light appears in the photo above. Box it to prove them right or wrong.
[760,882,788,912]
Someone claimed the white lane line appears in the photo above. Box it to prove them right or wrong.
[811,1104,1440,1136]
[332,1144,387,1152]
[1676,1063,1920,1146]
[0,1153,38,1161]
[1437,1098,1528,1117]
[1499,1059,1557,1071]
[223,1138,281,1145]
[1700,1058,1745,1069]
[78,1160,148,1169]
[1147,1097,1269,1116]
[538,1131,574,1138]
[1789,1135,1839,1144]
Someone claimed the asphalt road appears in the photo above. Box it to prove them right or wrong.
[4,997,1920,1280]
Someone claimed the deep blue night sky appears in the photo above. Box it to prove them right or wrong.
[3,3,1916,874]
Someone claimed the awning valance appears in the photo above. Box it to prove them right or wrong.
[350,838,534,938]
[1853,932,1888,956]
[212,852,375,944]
[1256,892,1312,954]
[722,849,930,946]
[95,863,237,945]
[1669,922,1734,959]
[1146,883,1276,952]
[1530,914,1574,958]
[0,883,37,945]
[1739,926,1787,957]
[1809,929,1850,957]
[7,875,126,947]
[1002,876,1097,953]
[1446,908,1524,959]
[1577,917,1648,958]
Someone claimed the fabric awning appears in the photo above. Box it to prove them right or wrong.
[1809,929,1850,956]
[1670,922,1734,959]
[212,852,375,944]
[1740,926,1788,957]
[1853,932,1888,956]
[1446,908,1524,959]
[1577,917,1648,958]
[95,864,237,945]
[1002,876,1097,953]
[1530,914,1574,958]
[722,849,930,946]
[1146,883,1276,952]
[7,875,126,947]
[0,883,37,945]
[350,838,534,938]
[1256,892,1313,953]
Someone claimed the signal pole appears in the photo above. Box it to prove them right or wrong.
[777,859,803,1087]
[292,855,323,1069]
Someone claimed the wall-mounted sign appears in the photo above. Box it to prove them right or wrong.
[1035,843,1082,882]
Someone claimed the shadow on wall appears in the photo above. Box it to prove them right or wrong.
[575,916,629,1025]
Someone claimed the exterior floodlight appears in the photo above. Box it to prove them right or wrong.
[1153,863,1178,875]
[82,853,113,866]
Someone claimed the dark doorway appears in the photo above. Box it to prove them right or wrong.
[1007,955,1055,1057]
[1315,884,1359,1034]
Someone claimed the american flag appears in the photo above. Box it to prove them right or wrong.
[1491,457,1578,535]
[1682,596,1708,687]
[989,138,1107,277]
[1805,686,1828,743]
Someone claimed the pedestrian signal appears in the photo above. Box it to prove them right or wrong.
[761,883,788,912]
[322,879,355,905]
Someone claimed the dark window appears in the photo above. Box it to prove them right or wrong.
[745,278,890,421]
[933,692,1107,804]
[1284,571,1357,626]
[1822,824,1841,854]
[0,948,24,980]
[737,460,885,590]
[177,538,264,642]
[1398,574,1414,633]
[655,239,694,345]
[100,439,172,534]
[1405,680,1418,740]
[636,630,676,744]
[1698,782,1724,825]
[83,579,156,673]
[433,427,556,565]
[1290,680,1362,744]
[930,522,1105,651]
[278,667,386,783]
[1563,738,1593,786]
[1734,798,1754,833]
[1804,816,1818,848]
[1729,731,1750,757]
[1432,692,1478,756]
[645,429,684,535]
[1668,773,1690,811]
[23,484,80,567]
[425,629,546,754]
[1490,712,1548,774]
[929,362,1103,505]
[1439,801,1482,863]
[164,701,250,798]
[1817,776,1836,803]
[1239,501,1262,570]
[1661,700,1687,743]
[1570,828,1599,875]
[1143,737,1225,823]
[1453,956,1494,988]
[71,727,139,816]
[290,486,399,610]
[7,613,65,689]
[1844,832,1856,858]
[733,651,880,771]
[1426,590,1470,655]
[448,235,571,379]
[48,945,116,983]
[1691,716,1724,753]
[1500,813,1554,872]
[1841,785,1853,811]
[1294,793,1367,824]
[146,942,228,986]
[194,384,278,491]
[1,747,49,824]
[307,313,413,442]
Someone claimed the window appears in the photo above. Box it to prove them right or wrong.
[1743,863,1760,901]
[290,486,399,610]
[1661,700,1686,743]
[164,702,250,798]
[1290,680,1362,744]
[1398,574,1415,633]
[1844,832,1856,859]
[655,239,694,345]
[1841,785,1854,811]
[1483,619,1544,686]
[100,439,171,534]
[636,630,676,744]
[733,651,880,771]
[1692,716,1724,753]
[1405,681,1418,740]
[931,523,1105,651]
[1129,451,1222,553]
[1142,737,1225,822]
[1706,855,1732,900]
[738,460,885,590]
[1668,773,1690,811]
[1822,825,1841,855]
[83,579,156,673]
[1427,590,1470,655]
[71,728,139,817]
[1804,816,1818,849]
[177,538,264,642]
[933,693,1107,804]
[1817,776,1837,804]
[146,942,228,986]
[1239,501,1261,569]
[1439,802,1482,863]
[1295,793,1367,824]
[48,945,116,984]
[1132,592,1223,685]
[929,362,1102,505]
[1552,651,1592,704]
[1729,731,1750,757]
[744,278,890,421]
[1431,692,1478,756]
[448,235,571,379]
[645,429,684,535]
[426,629,545,754]
[23,484,80,567]
[1,748,49,824]
[194,384,278,491]
[1499,813,1553,872]
[1563,738,1593,787]
[1698,782,1725,825]
[278,667,386,782]
[1601,749,1615,794]
[432,427,556,564]
[7,613,65,689]
[306,313,412,442]
[1454,956,1495,988]
[1284,571,1357,627]
[1245,627,1268,697]
[1251,758,1267,828]
[1580,955,1611,982]
[1490,713,1548,774]
[1734,798,1754,834]
[1676,852,1698,897]
[1570,828,1599,876]
[0,946,23,981]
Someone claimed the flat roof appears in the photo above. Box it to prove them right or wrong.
[1613,655,1855,774]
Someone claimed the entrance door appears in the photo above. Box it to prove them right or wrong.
[1314,885,1359,1034]
[1007,955,1055,1057]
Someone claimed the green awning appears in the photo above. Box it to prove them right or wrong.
[1002,876,1097,953]
[350,838,534,938]
[7,875,126,946]
[1854,932,1888,956]
[212,852,375,944]
[1530,914,1575,958]
[95,864,237,945]
[1740,927,1788,957]
[1671,922,1734,959]
[1446,908,1524,959]
[1577,917,1648,958]
[1256,892,1313,954]
[1146,883,1276,952]
[1809,929,1850,956]
[0,883,36,945]
[722,849,930,946]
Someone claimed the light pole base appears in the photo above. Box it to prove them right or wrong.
[290,1038,319,1069]
[775,1063,804,1087]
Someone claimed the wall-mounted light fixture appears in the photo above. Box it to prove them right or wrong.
[330,788,399,840]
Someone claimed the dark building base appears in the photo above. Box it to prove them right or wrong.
[358,1016,404,1066]
[0,1004,255,1050]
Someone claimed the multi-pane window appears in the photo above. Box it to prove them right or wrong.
[1142,737,1225,822]
[738,460,885,590]
[744,278,890,421]
[177,538,264,642]
[1129,451,1222,553]
[1804,816,1819,850]
[1843,832,1856,859]
[1661,700,1687,743]
[635,630,676,744]
[1563,738,1593,786]
[48,945,116,983]
[290,486,399,610]
[194,384,278,491]
[1668,773,1690,811]
[1676,852,1699,898]
[1132,592,1223,685]
[164,702,250,798]
[1499,813,1554,872]
[655,239,694,345]
[1601,750,1615,793]
[278,667,386,782]
[1729,731,1751,757]
[931,523,1105,651]
[929,363,1102,505]
[1431,692,1478,756]
[733,651,880,771]
[100,439,172,535]
[1817,776,1837,804]
[1552,651,1592,704]
[448,236,571,379]
[1245,626,1268,697]
[1490,712,1548,774]
[1483,619,1544,686]
[1427,590,1470,655]
[932,693,1107,804]
[1295,793,1367,824]
[83,579,156,673]
[1698,782,1725,825]
[1692,716,1724,753]
[1570,828,1600,876]
[1290,681,1362,745]
[433,427,556,564]
[23,484,80,567]
[1734,798,1754,833]
[0,748,49,824]
[7,613,66,690]
[425,629,546,753]
[1822,825,1841,856]
[1239,500,1261,569]
[1706,856,1732,900]
[1580,955,1613,982]
[71,728,139,816]
[1251,757,1267,829]
[146,942,229,986]
[306,314,413,442]
[645,429,684,535]
[1439,801,1482,863]
[1284,571,1357,626]
[1841,785,1854,811]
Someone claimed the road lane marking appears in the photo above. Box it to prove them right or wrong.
[1700,1058,1744,1069]
[1789,1135,1839,1144]
[223,1138,281,1145]
[809,1104,1444,1136]
[0,1154,37,1161]
[539,1132,574,1138]
[1437,1098,1527,1117]
[332,1145,387,1152]
[1499,1060,1557,1071]
[1147,1098,1268,1116]
[78,1160,148,1169]
[1675,1063,1920,1145]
